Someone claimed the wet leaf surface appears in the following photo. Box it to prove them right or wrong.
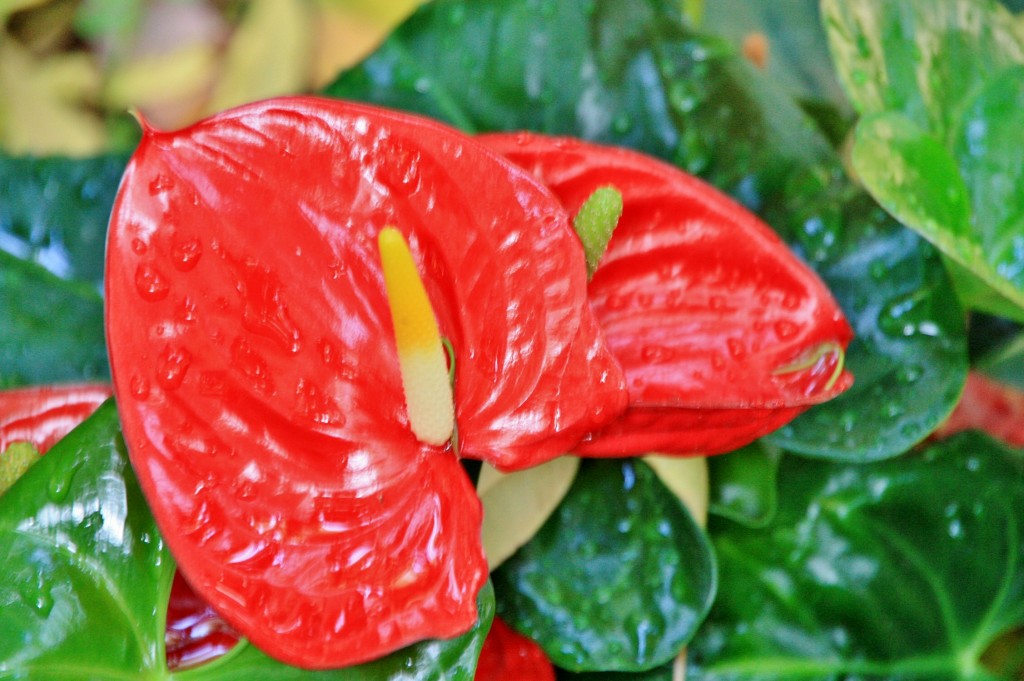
[493,459,716,673]
[689,432,1024,680]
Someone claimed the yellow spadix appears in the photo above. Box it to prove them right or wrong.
[378,227,456,447]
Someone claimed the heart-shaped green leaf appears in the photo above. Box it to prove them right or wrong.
[689,432,1024,680]
[492,459,716,673]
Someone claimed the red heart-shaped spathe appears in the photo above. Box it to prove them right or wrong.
[481,132,853,456]
[105,98,625,668]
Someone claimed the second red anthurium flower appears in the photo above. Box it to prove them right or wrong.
[481,133,854,457]
[104,97,626,669]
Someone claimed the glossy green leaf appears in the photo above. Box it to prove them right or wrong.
[689,432,1024,680]
[822,0,1024,142]
[492,459,716,673]
[0,400,173,679]
[765,183,968,461]
[0,401,495,679]
[0,153,128,287]
[708,441,782,528]
[324,0,967,461]
[827,0,1024,319]
[0,251,108,387]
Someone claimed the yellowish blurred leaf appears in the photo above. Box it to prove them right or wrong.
[0,34,106,155]
[0,0,48,24]
[478,456,579,571]
[104,42,219,126]
[6,0,78,53]
[643,454,709,527]
[205,0,314,115]
[311,0,424,87]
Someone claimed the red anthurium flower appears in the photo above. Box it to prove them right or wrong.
[0,383,112,454]
[105,97,626,668]
[474,616,555,681]
[480,133,854,457]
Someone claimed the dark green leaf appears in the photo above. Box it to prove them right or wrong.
[689,433,1024,680]
[0,400,173,679]
[0,153,128,287]
[0,251,108,387]
[324,0,968,461]
[765,184,968,461]
[493,459,716,673]
[708,441,782,528]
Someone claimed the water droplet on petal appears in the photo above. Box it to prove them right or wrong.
[130,374,151,400]
[149,174,175,195]
[131,238,148,255]
[158,346,192,390]
[136,264,170,301]
[774,320,799,339]
[171,237,202,271]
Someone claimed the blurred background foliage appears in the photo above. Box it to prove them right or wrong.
[0,0,425,155]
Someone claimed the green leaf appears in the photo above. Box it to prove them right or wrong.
[0,153,127,287]
[0,401,495,679]
[765,182,968,461]
[853,108,1024,320]
[684,432,1024,675]
[0,400,173,679]
[822,0,1024,142]
[827,0,1024,319]
[492,459,716,673]
[0,152,126,387]
[690,433,1024,680]
[0,251,108,387]
[324,0,968,461]
[708,441,782,528]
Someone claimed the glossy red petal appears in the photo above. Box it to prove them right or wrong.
[105,98,622,667]
[0,384,112,454]
[166,571,240,671]
[480,133,853,456]
[475,616,556,681]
